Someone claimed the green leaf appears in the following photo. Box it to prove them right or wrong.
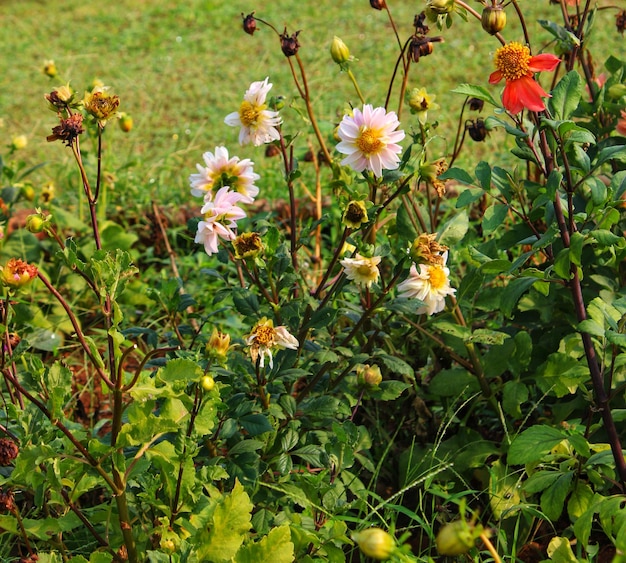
[568,482,594,521]
[467,328,510,345]
[234,525,294,563]
[455,187,484,208]
[439,166,474,185]
[475,161,492,190]
[376,353,414,378]
[546,537,578,563]
[438,210,468,246]
[197,480,253,562]
[502,381,529,418]
[240,413,274,436]
[548,71,582,120]
[500,277,537,318]
[483,203,509,232]
[428,368,480,397]
[541,471,573,521]
[508,425,566,465]
[451,83,500,107]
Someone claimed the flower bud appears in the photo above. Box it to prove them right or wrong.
[468,97,484,112]
[118,113,133,132]
[11,135,27,151]
[41,182,56,203]
[357,364,383,388]
[242,12,257,35]
[342,200,368,229]
[435,519,482,556]
[330,36,351,65]
[481,6,507,35]
[26,214,46,234]
[352,528,394,560]
[21,185,35,202]
[369,0,386,10]
[427,0,455,15]
[616,10,626,35]
[200,375,215,392]
[42,59,58,78]
[206,328,230,362]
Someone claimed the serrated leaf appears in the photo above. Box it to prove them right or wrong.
[240,413,274,436]
[540,471,573,521]
[568,482,594,521]
[451,83,500,107]
[500,277,537,318]
[234,525,294,563]
[197,480,253,562]
[508,425,566,465]
[439,166,474,185]
[438,210,469,246]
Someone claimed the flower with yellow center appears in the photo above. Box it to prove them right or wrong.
[408,87,440,124]
[336,104,405,178]
[489,42,560,114]
[1,258,38,289]
[340,253,381,288]
[397,252,455,315]
[246,317,299,369]
[224,78,282,146]
[82,87,120,125]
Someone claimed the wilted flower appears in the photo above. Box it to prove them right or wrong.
[420,157,448,197]
[42,59,58,78]
[468,97,484,111]
[233,232,264,259]
[242,12,257,35]
[224,77,282,146]
[0,438,18,466]
[409,35,444,62]
[189,147,260,203]
[408,87,440,124]
[616,110,626,137]
[280,28,300,57]
[409,233,448,265]
[10,135,27,151]
[82,87,120,125]
[489,42,561,114]
[246,317,299,369]
[340,253,381,288]
[45,84,75,110]
[356,364,383,388]
[206,328,231,362]
[342,200,369,229]
[617,10,626,35]
[46,113,84,146]
[369,0,386,10]
[467,118,489,142]
[1,258,38,289]
[397,253,456,315]
[336,104,405,178]
[352,528,395,560]
[195,187,247,256]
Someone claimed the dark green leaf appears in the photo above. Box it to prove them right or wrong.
[548,71,582,120]
[508,425,566,465]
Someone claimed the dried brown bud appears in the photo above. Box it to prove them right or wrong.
[468,97,484,112]
[265,144,280,158]
[242,12,257,35]
[47,113,84,146]
[409,35,443,62]
[467,118,488,142]
[233,232,264,260]
[370,0,386,10]
[280,28,301,57]
[0,488,15,513]
[617,10,626,35]
[0,438,18,465]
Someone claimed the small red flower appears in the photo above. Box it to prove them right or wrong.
[489,42,560,114]
[616,110,626,137]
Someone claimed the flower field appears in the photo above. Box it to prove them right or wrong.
[1,1,626,562]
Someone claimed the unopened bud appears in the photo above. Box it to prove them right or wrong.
[242,12,257,35]
[118,113,133,132]
[352,528,394,560]
[330,36,351,65]
[206,328,230,362]
[436,519,483,556]
[11,135,27,151]
[369,0,386,10]
[26,214,45,234]
[357,364,383,388]
[42,60,58,78]
[280,28,301,57]
[481,6,507,35]
[427,0,455,15]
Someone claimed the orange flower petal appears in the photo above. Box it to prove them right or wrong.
[489,69,503,85]
[502,76,549,114]
[528,53,561,73]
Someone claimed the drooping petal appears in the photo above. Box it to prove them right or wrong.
[513,75,550,112]
[528,53,561,73]
[489,70,503,85]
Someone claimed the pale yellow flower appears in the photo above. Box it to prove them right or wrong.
[340,254,381,288]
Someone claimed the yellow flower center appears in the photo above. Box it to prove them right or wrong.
[253,324,275,347]
[356,127,384,155]
[494,42,531,81]
[428,265,447,290]
[239,100,264,127]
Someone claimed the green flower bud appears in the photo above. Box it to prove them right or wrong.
[26,214,45,234]
[481,6,507,35]
[330,36,351,65]
[436,519,482,556]
[352,528,395,560]
[357,364,383,388]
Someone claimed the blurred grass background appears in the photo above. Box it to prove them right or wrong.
[1,0,624,210]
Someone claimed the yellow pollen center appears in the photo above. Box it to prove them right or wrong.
[494,42,531,81]
[356,127,384,155]
[357,264,374,277]
[428,266,447,290]
[239,101,264,127]
[254,325,275,347]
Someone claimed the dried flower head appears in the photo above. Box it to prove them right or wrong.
[467,118,488,142]
[233,232,264,259]
[82,88,120,125]
[468,97,484,112]
[45,84,75,110]
[242,12,257,35]
[246,317,298,369]
[342,200,369,229]
[1,258,38,288]
[617,10,626,35]
[410,233,448,265]
[47,113,84,146]
[0,488,15,513]
[369,0,386,10]
[0,438,18,465]
[41,182,56,203]
[280,28,301,57]
[420,158,448,196]
[409,35,444,63]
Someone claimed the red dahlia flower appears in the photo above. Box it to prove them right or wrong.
[489,42,561,114]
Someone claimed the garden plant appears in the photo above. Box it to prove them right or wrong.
[1,0,626,562]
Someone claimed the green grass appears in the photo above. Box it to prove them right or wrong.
[2,0,625,210]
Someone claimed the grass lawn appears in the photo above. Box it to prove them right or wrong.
[2,0,624,211]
